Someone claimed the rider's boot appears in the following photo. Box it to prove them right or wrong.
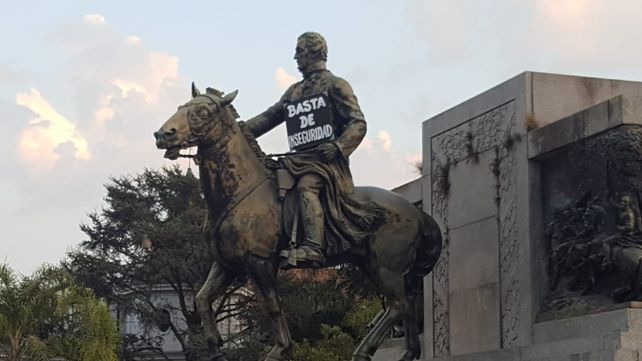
[281,191,326,268]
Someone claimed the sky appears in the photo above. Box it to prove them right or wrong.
[2,0,642,275]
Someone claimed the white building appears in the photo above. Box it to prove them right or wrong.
[113,284,249,360]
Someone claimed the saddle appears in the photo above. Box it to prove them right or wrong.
[273,166,384,262]
[276,169,296,202]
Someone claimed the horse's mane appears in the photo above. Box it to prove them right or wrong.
[237,121,278,172]
[206,86,276,172]
[207,87,240,119]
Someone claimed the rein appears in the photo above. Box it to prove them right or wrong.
[265,148,316,158]
[208,176,269,233]
[194,136,270,270]
[176,147,315,162]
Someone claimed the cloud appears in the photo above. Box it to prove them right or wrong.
[406,0,477,64]
[111,78,153,102]
[45,15,185,145]
[274,67,297,90]
[0,62,30,86]
[126,36,141,45]
[0,179,26,217]
[529,0,642,68]
[2,14,191,274]
[377,131,392,151]
[350,130,420,189]
[93,95,115,124]
[83,14,105,25]
[404,0,642,75]
[16,88,91,169]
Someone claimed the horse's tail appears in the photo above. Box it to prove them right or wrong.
[406,212,443,289]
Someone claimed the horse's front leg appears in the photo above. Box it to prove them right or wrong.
[247,255,293,361]
[195,261,234,361]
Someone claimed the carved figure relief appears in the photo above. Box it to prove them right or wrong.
[543,126,642,317]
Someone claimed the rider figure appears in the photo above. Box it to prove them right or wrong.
[246,32,368,268]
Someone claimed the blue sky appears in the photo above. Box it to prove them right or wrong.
[3,0,642,274]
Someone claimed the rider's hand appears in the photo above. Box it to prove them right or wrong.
[315,143,340,161]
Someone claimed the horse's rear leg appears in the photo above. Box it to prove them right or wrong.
[247,256,293,361]
[195,261,234,361]
[353,268,411,361]
[400,276,422,361]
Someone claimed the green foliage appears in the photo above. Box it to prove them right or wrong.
[65,166,213,359]
[65,166,387,360]
[342,297,382,340]
[0,264,119,361]
[292,325,354,361]
[226,269,383,361]
[279,270,353,341]
[336,264,379,298]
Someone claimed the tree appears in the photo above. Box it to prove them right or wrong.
[65,166,225,360]
[66,166,386,360]
[0,263,119,361]
[224,268,382,361]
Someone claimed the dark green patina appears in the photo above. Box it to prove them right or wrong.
[154,32,442,361]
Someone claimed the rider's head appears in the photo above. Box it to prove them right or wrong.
[621,195,632,206]
[294,32,327,76]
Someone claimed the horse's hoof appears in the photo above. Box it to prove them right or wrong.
[265,345,292,361]
[399,348,421,361]
[208,351,229,361]
[265,355,288,361]
[352,352,371,361]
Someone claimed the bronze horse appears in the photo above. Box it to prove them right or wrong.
[154,84,442,361]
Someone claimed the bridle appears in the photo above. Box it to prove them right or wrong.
[175,94,233,164]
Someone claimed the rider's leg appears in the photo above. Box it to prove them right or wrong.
[293,173,326,266]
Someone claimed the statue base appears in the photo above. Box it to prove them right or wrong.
[416,304,642,361]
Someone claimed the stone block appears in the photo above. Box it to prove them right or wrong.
[528,96,619,159]
[392,176,424,204]
[449,283,501,355]
[613,350,640,361]
[622,96,642,124]
[424,347,520,361]
[448,217,498,292]
[532,307,641,345]
[521,336,605,359]
[419,73,642,361]
[531,72,642,128]
[423,275,434,358]
[528,95,642,160]
[446,150,499,229]
[422,306,642,360]
[372,338,406,361]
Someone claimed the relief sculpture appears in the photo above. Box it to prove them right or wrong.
[543,126,642,317]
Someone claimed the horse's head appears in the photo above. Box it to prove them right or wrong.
[154,83,238,160]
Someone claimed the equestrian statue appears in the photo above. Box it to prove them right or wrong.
[154,32,442,361]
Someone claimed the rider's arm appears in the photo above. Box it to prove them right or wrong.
[330,77,366,158]
[245,101,284,137]
[245,88,292,138]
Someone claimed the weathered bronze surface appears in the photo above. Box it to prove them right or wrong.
[542,125,642,319]
[154,82,442,360]
[246,32,374,268]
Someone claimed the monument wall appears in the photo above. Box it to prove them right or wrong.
[418,72,642,360]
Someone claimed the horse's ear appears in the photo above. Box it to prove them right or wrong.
[191,82,201,98]
[221,90,238,106]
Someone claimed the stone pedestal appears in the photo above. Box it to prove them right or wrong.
[417,304,642,361]
[388,72,642,360]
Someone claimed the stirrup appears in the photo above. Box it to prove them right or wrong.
[279,244,326,269]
